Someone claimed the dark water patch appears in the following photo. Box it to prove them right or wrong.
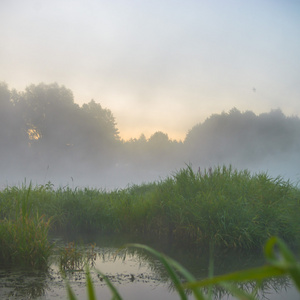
[52,232,267,278]
[0,266,57,299]
[0,234,299,299]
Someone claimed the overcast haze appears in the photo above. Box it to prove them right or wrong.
[1,0,300,140]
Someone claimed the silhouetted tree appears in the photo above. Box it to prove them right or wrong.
[0,83,27,161]
[81,100,119,140]
[0,83,123,177]
[0,82,14,143]
[2,82,300,187]
[184,108,300,170]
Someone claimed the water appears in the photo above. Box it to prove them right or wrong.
[0,233,298,299]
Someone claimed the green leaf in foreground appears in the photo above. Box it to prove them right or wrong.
[183,265,285,289]
[264,236,300,290]
[95,269,123,300]
[184,236,300,294]
[65,280,78,300]
[126,243,205,300]
[64,237,300,300]
[219,282,257,300]
[86,268,97,300]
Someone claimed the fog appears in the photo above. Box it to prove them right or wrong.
[1,82,300,190]
[1,1,300,141]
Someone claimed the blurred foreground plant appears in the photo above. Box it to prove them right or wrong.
[65,236,300,300]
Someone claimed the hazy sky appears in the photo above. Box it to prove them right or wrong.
[1,0,299,140]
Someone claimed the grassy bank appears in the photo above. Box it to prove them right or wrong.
[0,165,299,263]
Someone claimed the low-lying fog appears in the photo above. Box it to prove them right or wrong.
[1,83,300,190]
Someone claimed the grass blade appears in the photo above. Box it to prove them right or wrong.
[183,264,285,289]
[220,282,257,300]
[86,268,97,300]
[95,269,123,300]
[126,243,205,300]
[264,236,300,291]
[65,281,78,300]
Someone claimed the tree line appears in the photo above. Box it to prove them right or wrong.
[1,82,299,188]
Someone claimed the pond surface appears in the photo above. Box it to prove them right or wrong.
[0,233,298,299]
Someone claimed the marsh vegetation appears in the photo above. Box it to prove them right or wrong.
[0,166,299,298]
[1,165,299,253]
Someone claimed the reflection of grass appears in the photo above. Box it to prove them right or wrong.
[66,237,300,300]
[4,269,51,299]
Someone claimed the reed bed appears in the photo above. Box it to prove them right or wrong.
[0,212,52,269]
[0,166,299,299]
[0,165,299,258]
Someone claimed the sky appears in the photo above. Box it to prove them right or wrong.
[1,0,300,141]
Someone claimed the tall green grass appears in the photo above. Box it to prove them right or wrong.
[0,182,53,269]
[0,167,299,298]
[154,165,300,249]
[1,165,299,252]
[0,212,52,269]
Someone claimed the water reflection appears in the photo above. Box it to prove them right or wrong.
[0,235,298,300]
[0,267,53,299]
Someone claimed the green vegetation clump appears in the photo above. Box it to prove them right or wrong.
[0,183,52,269]
[152,165,300,249]
[0,212,52,269]
[0,167,299,299]
[1,166,299,254]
